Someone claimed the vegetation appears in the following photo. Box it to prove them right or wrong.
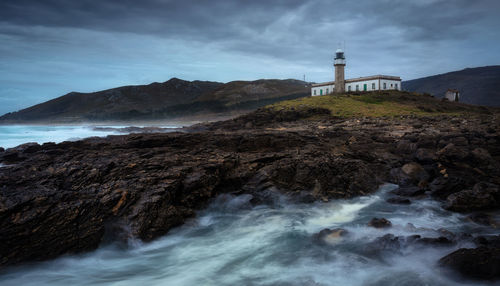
[268,91,498,118]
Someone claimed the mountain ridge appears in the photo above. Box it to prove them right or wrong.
[402,65,500,106]
[0,78,310,123]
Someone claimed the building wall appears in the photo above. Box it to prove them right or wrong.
[445,91,459,101]
[379,79,401,91]
[346,79,379,92]
[312,78,401,96]
[311,84,334,96]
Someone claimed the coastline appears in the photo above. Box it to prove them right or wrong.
[0,104,499,280]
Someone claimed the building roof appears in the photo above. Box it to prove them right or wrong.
[312,75,402,87]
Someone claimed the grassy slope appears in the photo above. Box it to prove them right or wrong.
[268,91,497,118]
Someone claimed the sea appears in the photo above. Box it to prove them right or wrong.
[0,184,496,286]
[0,125,180,149]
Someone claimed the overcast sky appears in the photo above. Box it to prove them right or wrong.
[1,0,499,115]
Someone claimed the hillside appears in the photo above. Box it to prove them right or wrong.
[0,78,310,123]
[267,90,499,118]
[402,66,500,106]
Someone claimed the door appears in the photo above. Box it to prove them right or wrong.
[320,89,323,95]
[363,84,367,91]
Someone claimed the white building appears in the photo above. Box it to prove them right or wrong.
[444,89,460,102]
[311,49,402,96]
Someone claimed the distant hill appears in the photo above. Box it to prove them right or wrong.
[0,78,310,123]
[402,66,500,106]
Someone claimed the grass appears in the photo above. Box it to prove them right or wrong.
[267,91,494,118]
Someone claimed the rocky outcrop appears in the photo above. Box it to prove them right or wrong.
[439,247,500,280]
[445,182,500,212]
[368,218,392,228]
[0,107,499,267]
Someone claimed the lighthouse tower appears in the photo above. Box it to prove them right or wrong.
[334,48,346,93]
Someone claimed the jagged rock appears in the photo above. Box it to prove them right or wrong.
[445,182,500,212]
[368,218,392,228]
[0,107,499,268]
[439,247,500,280]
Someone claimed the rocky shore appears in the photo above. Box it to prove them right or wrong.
[1,106,499,280]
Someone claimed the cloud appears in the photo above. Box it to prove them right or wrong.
[0,0,499,114]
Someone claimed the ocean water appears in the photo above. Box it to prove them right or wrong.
[0,184,496,286]
[0,125,180,149]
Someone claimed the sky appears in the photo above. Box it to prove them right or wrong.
[0,0,499,115]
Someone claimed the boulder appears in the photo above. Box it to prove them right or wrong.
[439,247,500,280]
[368,218,392,228]
[414,236,455,246]
[429,176,467,199]
[313,228,348,245]
[415,148,437,162]
[437,143,468,161]
[445,182,500,212]
[467,213,498,227]
[391,162,429,186]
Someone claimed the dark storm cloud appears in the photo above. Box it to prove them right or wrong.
[0,0,499,115]
[1,0,498,47]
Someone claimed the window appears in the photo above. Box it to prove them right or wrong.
[356,85,359,91]
[326,88,329,94]
[383,83,386,89]
[391,83,393,88]
[313,89,316,96]
[372,83,375,90]
[395,83,398,90]
[348,85,351,92]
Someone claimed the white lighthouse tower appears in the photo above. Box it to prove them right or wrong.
[334,48,346,93]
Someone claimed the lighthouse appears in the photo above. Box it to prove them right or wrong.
[311,47,401,96]
[334,48,346,93]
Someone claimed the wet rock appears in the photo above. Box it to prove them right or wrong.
[415,148,437,162]
[445,182,500,212]
[386,197,411,205]
[368,218,392,228]
[415,236,455,246]
[429,176,467,199]
[390,186,425,197]
[467,213,498,227]
[391,162,429,186]
[439,247,500,280]
[437,143,468,160]
[313,228,348,245]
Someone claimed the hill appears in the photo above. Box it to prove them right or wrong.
[267,90,498,118]
[0,78,310,123]
[402,66,500,106]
